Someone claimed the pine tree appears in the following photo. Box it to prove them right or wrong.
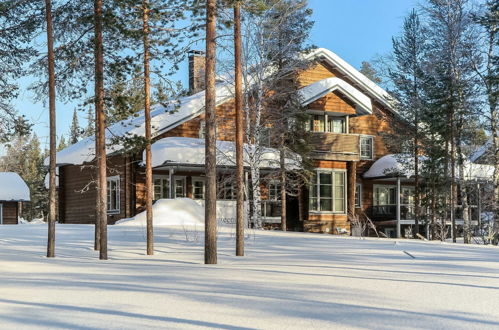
[57,135,67,151]
[69,108,81,145]
[472,0,498,243]
[0,1,38,142]
[388,9,429,237]
[360,61,382,84]
[424,0,480,243]
[84,107,95,137]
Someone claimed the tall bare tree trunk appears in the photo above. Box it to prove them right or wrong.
[94,0,107,260]
[280,147,286,232]
[414,122,420,238]
[142,0,154,256]
[94,108,101,251]
[45,0,56,258]
[204,0,217,264]
[234,2,244,257]
[450,111,457,243]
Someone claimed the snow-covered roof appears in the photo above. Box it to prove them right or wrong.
[470,138,493,163]
[0,172,30,201]
[364,154,413,178]
[300,77,372,114]
[49,47,391,166]
[364,154,495,181]
[305,48,396,111]
[45,83,235,166]
[148,137,299,169]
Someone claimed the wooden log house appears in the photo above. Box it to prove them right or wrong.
[50,48,428,237]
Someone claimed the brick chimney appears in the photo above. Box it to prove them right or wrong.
[188,50,206,94]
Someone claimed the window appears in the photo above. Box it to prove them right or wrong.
[193,179,205,199]
[154,175,170,200]
[260,127,272,147]
[373,185,396,205]
[268,181,281,201]
[355,183,362,208]
[328,117,346,133]
[220,181,236,200]
[199,121,206,139]
[360,136,374,160]
[175,177,186,198]
[107,176,120,214]
[307,113,347,133]
[309,170,346,213]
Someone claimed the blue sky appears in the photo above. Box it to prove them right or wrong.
[13,0,419,149]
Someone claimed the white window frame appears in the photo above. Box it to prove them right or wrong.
[309,169,347,214]
[199,121,206,139]
[192,177,205,200]
[219,181,236,200]
[174,176,186,198]
[267,180,281,201]
[360,135,374,160]
[355,183,362,208]
[107,175,120,214]
[153,174,170,200]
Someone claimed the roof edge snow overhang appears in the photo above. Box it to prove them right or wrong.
[299,77,372,115]
[305,48,397,113]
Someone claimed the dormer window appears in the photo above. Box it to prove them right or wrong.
[306,113,347,133]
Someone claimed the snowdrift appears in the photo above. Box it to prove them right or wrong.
[116,198,204,227]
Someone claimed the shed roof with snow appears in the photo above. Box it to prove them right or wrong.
[0,172,30,201]
[364,154,495,181]
[147,137,300,169]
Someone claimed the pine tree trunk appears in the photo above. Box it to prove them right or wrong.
[234,2,244,257]
[457,132,470,243]
[94,102,101,251]
[45,0,56,258]
[94,0,107,260]
[142,0,154,256]
[450,111,457,243]
[491,95,499,243]
[414,125,420,238]
[204,0,217,264]
[280,147,286,232]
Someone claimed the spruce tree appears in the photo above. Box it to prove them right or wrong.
[69,109,81,145]
[388,9,429,237]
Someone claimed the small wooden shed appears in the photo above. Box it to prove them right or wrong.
[0,172,30,224]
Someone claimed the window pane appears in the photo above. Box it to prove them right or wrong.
[310,184,317,198]
[320,198,332,211]
[334,198,345,212]
[319,173,332,185]
[313,115,325,132]
[334,172,344,185]
[309,198,318,211]
[320,185,332,197]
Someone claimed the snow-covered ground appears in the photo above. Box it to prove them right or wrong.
[1,224,498,329]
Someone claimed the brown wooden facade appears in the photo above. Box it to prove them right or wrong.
[0,202,19,225]
[56,52,415,235]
